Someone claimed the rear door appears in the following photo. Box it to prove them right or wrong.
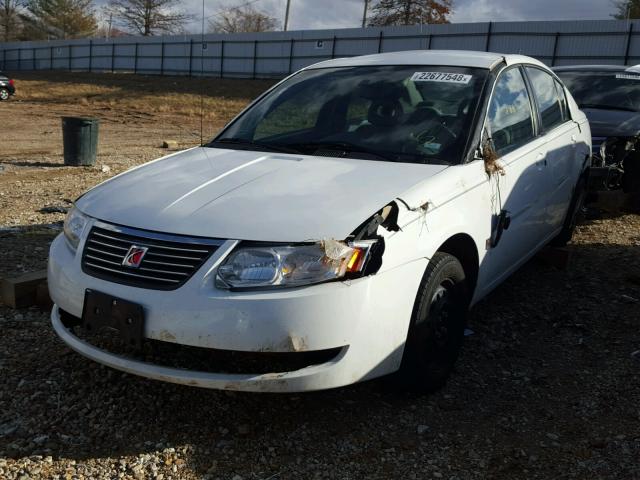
[524,66,580,230]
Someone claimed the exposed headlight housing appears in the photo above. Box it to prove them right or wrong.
[216,239,376,289]
[63,206,89,250]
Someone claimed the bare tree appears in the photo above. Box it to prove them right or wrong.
[26,0,96,39]
[0,0,25,41]
[209,5,278,34]
[612,0,640,19]
[107,0,192,36]
[368,0,453,26]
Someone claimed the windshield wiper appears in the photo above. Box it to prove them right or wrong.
[210,137,301,154]
[579,103,639,113]
[289,141,397,162]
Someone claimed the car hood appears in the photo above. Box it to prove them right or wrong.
[583,108,640,137]
[77,147,448,242]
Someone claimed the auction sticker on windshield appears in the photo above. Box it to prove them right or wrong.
[616,73,640,81]
[411,72,473,84]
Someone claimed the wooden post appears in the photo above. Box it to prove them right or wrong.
[160,39,165,75]
[288,38,294,73]
[252,40,257,79]
[377,30,384,53]
[625,23,634,65]
[485,22,492,51]
[89,40,93,72]
[551,32,560,67]
[219,40,224,78]
[188,38,193,76]
[134,42,138,73]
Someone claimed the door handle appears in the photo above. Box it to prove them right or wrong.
[535,152,547,168]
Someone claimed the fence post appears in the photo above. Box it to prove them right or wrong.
[134,42,138,73]
[188,38,193,76]
[89,40,93,72]
[426,34,432,49]
[68,45,72,71]
[50,46,53,70]
[485,22,492,51]
[111,43,115,73]
[331,35,337,58]
[3,48,7,70]
[160,39,165,75]
[551,32,559,66]
[32,47,36,70]
[220,40,224,78]
[288,38,294,74]
[252,40,257,79]
[625,23,634,65]
[377,30,384,53]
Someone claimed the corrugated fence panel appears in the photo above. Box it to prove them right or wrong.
[3,20,640,78]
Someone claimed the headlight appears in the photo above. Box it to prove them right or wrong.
[216,239,376,289]
[63,206,89,250]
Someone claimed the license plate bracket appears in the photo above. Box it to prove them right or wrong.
[82,289,145,349]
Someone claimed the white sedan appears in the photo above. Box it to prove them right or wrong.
[48,50,591,393]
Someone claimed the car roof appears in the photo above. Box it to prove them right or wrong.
[305,50,548,71]
[553,64,640,73]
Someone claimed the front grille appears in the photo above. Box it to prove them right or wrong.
[81,224,222,290]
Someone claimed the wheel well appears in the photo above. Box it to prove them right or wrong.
[437,234,479,296]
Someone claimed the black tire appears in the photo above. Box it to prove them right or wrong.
[395,252,469,393]
[0,88,9,101]
[551,174,587,247]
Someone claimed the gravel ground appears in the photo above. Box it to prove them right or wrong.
[1,74,639,480]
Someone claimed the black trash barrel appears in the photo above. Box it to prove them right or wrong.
[62,117,99,166]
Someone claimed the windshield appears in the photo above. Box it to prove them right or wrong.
[212,65,488,164]
[556,70,640,112]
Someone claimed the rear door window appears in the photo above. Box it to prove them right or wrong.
[526,67,565,132]
[487,67,536,155]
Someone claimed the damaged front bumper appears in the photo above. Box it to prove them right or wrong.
[51,304,352,392]
[48,232,427,392]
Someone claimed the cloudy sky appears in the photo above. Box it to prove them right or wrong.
[174,0,616,33]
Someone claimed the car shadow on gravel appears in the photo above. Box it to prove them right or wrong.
[1,236,639,479]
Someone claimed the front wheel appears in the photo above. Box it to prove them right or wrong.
[395,252,469,393]
[0,88,9,101]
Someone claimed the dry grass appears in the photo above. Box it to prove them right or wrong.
[12,71,275,127]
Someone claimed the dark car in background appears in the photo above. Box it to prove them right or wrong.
[554,65,640,197]
[0,71,15,101]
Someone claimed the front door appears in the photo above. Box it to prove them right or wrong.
[476,66,550,292]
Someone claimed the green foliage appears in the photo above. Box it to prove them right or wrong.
[368,0,453,26]
[26,0,96,39]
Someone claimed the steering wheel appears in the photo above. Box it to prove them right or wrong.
[412,118,458,147]
[368,98,403,127]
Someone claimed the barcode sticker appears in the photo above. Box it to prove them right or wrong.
[616,73,640,81]
[411,72,473,84]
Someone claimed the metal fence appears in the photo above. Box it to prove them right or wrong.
[1,19,640,79]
